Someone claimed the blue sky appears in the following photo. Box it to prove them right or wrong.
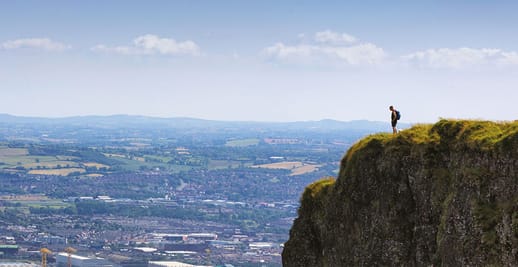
[1,1,518,122]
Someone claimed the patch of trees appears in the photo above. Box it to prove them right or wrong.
[75,201,204,220]
[29,206,77,215]
[73,149,120,166]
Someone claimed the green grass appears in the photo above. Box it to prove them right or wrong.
[225,138,260,147]
[0,148,29,157]
[0,155,52,166]
[344,133,391,163]
[431,119,518,150]
[304,177,336,200]
[56,155,79,161]
[399,124,437,144]
[300,177,335,212]
[25,201,72,209]
[0,154,78,169]
[113,157,193,173]
[28,168,85,176]
[144,155,173,163]
[23,160,79,169]
[345,120,518,163]
[208,159,241,170]
[0,146,201,174]
[7,199,72,209]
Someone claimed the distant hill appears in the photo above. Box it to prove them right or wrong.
[0,113,408,132]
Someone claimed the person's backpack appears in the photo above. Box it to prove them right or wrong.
[396,110,401,120]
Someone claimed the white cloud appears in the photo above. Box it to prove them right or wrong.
[402,47,518,68]
[263,31,385,66]
[92,34,200,56]
[266,31,518,69]
[1,38,70,51]
[499,51,518,65]
[263,43,313,59]
[322,43,385,65]
[91,44,134,55]
[314,30,357,45]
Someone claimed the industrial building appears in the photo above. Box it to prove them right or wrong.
[186,234,217,241]
[55,252,114,267]
[105,254,148,267]
[148,261,212,267]
[0,263,39,267]
[0,245,19,256]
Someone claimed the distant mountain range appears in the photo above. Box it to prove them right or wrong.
[0,113,409,132]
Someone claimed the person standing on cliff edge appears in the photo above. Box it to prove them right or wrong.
[389,105,399,134]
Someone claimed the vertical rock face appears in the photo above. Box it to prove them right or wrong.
[282,120,518,266]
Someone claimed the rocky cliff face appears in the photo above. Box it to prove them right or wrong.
[282,120,518,266]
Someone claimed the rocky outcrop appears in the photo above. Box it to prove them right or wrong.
[282,120,518,266]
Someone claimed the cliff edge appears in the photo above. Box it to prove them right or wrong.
[282,120,518,266]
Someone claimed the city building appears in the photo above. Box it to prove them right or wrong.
[186,234,217,241]
[0,263,39,267]
[0,245,19,256]
[56,252,114,267]
[105,254,148,267]
[148,261,212,267]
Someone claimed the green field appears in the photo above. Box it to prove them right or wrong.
[0,154,81,170]
[0,147,29,157]
[225,138,260,147]
[56,155,79,161]
[28,168,86,176]
[1,195,72,213]
[0,148,85,170]
[112,157,194,173]
[23,160,80,169]
[144,155,173,163]
[208,159,243,170]
[20,200,72,209]
[0,146,204,175]
[83,162,110,169]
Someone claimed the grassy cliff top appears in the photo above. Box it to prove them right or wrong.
[303,119,518,208]
[287,119,518,266]
[345,119,518,162]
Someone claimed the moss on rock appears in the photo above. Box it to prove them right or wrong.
[283,120,518,266]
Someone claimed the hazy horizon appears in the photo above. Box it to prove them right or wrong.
[2,1,518,123]
[0,112,397,124]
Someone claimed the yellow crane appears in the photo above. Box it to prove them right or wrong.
[64,247,77,267]
[40,248,52,267]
